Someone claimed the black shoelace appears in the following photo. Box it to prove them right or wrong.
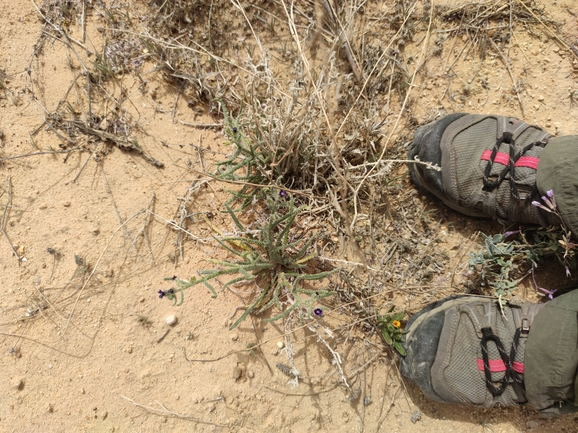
[482,132,539,200]
[480,326,524,397]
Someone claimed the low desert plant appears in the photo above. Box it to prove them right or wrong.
[468,190,576,299]
[378,305,406,356]
[159,191,336,329]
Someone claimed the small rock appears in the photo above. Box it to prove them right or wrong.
[165,315,178,326]
[233,362,246,381]
[11,377,25,391]
[233,366,243,380]
[277,341,284,349]
[247,370,255,379]
[526,420,539,429]
[410,410,422,423]
[62,201,71,207]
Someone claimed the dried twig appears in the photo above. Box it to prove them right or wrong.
[69,120,164,167]
[489,38,525,115]
[119,395,228,427]
[0,148,82,162]
[1,177,20,264]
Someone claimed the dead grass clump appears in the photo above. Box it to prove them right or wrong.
[434,0,560,59]
[39,0,85,28]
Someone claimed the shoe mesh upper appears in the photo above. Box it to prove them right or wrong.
[401,296,543,408]
[447,116,548,222]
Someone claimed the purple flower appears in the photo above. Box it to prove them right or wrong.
[279,190,287,197]
[532,264,557,299]
[313,308,323,317]
[158,290,166,299]
[537,287,557,300]
[531,200,551,213]
[504,230,520,238]
[535,190,557,212]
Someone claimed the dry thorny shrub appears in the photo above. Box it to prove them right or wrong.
[8,0,577,393]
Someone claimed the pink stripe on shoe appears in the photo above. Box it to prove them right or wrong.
[477,358,524,374]
[481,150,539,169]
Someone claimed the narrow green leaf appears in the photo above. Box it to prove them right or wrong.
[393,341,406,356]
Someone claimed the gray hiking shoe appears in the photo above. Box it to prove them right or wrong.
[408,113,559,227]
[400,295,543,407]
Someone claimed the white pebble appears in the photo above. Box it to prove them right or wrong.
[277,341,284,349]
[165,315,178,326]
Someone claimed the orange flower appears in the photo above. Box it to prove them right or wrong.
[392,320,401,328]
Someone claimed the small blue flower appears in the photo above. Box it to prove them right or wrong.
[158,290,166,299]
[546,189,554,198]
[313,308,323,317]
[279,190,287,197]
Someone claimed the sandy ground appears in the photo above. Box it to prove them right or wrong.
[1,1,578,432]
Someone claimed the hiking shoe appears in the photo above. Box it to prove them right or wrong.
[408,113,558,227]
[400,295,543,408]
[400,292,578,413]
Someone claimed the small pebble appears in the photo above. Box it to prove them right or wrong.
[277,341,284,349]
[11,377,25,391]
[165,315,178,326]
[410,410,422,423]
